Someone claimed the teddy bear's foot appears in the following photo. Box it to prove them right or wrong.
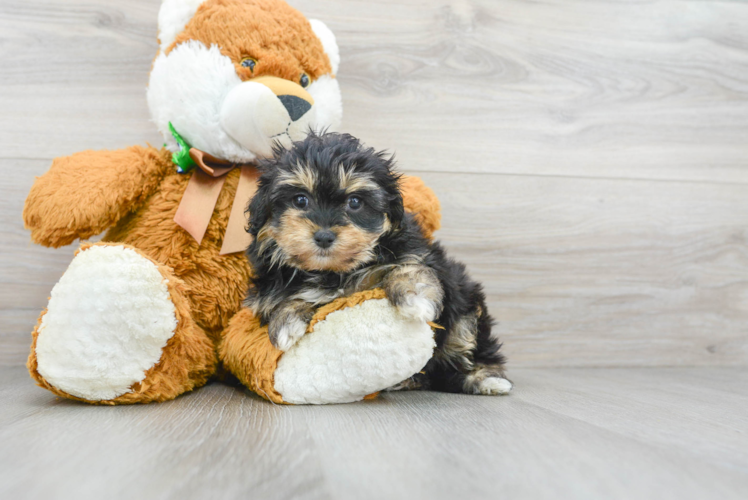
[220,292,437,405]
[28,243,216,404]
[274,298,436,404]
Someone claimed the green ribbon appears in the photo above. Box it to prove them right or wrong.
[167,122,196,174]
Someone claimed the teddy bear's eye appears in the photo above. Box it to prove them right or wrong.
[299,73,310,88]
[241,58,257,71]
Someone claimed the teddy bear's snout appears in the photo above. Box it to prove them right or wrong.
[251,75,315,113]
[220,75,317,157]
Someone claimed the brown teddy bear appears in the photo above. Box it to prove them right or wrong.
[23,0,441,405]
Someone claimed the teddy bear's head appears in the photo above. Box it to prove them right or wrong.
[148,0,342,163]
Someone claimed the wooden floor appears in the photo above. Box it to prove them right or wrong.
[1,366,747,500]
[1,0,748,498]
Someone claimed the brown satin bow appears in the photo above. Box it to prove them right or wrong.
[173,148,260,255]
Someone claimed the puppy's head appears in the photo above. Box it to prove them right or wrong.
[247,132,403,273]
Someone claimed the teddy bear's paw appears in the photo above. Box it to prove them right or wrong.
[34,244,178,402]
[269,315,307,352]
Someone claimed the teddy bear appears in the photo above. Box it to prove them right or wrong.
[22,0,442,405]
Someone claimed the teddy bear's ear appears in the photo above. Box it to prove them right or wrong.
[309,19,340,76]
[157,0,207,52]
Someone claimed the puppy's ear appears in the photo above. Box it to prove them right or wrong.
[383,156,405,230]
[387,189,405,230]
[246,178,273,236]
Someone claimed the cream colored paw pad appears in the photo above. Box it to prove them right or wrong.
[35,246,177,401]
[274,298,435,404]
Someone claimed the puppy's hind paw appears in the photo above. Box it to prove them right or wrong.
[477,377,513,395]
[269,316,307,352]
[463,366,513,395]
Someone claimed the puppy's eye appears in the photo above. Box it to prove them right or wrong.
[347,196,363,211]
[241,58,257,71]
[299,73,310,88]
[292,194,309,209]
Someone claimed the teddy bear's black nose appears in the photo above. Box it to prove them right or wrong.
[278,95,312,121]
[313,229,336,249]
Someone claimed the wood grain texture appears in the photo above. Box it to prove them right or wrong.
[1,0,748,367]
[2,0,748,181]
[3,159,748,367]
[304,0,748,183]
[1,366,747,500]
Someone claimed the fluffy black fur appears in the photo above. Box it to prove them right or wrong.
[245,132,509,395]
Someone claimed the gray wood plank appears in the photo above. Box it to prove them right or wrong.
[4,158,748,367]
[0,372,330,500]
[1,366,747,500]
[312,0,748,182]
[300,370,748,500]
[0,312,34,366]
[0,0,163,157]
[515,368,748,471]
[420,171,748,368]
[0,0,747,183]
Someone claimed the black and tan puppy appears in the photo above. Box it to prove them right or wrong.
[245,132,511,395]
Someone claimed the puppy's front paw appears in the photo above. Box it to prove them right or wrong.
[392,283,441,323]
[384,265,444,324]
[269,316,307,352]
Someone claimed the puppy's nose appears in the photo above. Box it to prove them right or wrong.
[278,95,312,122]
[313,230,336,249]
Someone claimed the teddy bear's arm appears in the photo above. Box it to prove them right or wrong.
[23,146,172,248]
[400,175,441,240]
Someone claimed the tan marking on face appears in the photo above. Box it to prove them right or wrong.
[255,224,277,257]
[381,215,392,234]
[338,166,379,194]
[330,214,392,272]
[325,225,379,272]
[168,0,332,82]
[272,209,387,273]
[278,163,317,193]
[272,209,319,267]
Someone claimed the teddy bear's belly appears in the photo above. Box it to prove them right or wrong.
[104,170,252,338]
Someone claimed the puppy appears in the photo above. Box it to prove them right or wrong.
[245,132,511,395]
